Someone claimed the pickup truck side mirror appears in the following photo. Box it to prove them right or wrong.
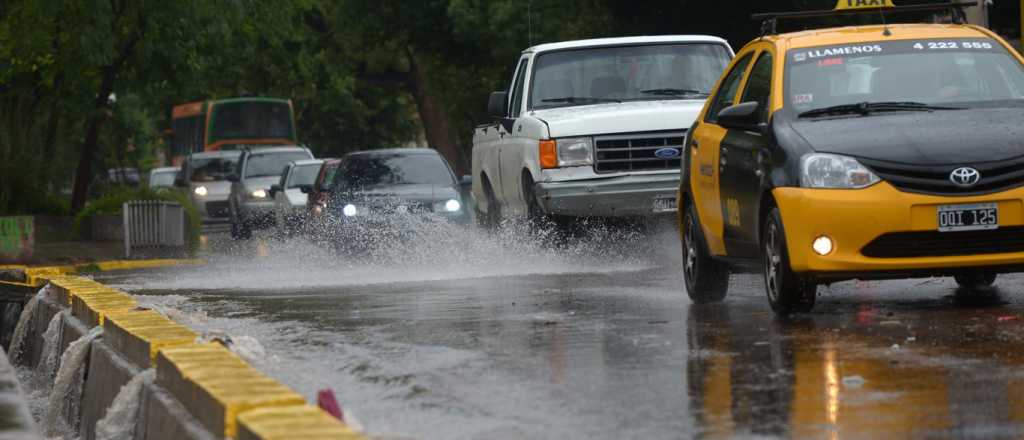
[298,184,314,194]
[269,184,282,197]
[487,91,509,119]
[716,101,765,133]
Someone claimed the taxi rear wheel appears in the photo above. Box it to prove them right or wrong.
[763,208,816,314]
[682,203,729,303]
[954,272,997,290]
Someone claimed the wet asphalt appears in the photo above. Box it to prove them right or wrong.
[97,230,1024,440]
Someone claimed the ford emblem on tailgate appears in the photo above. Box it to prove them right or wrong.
[654,147,681,159]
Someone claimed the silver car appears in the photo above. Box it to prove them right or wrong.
[229,146,314,239]
[271,159,323,234]
[181,150,242,223]
[148,167,180,190]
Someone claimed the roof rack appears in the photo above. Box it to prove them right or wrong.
[752,1,978,36]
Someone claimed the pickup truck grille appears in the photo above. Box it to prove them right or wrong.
[594,132,685,173]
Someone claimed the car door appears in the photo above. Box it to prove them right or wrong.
[719,48,774,257]
[499,55,532,213]
[690,52,754,256]
[276,164,293,215]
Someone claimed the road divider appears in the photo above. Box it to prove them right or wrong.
[8,264,360,440]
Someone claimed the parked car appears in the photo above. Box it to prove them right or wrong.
[106,167,141,186]
[270,159,324,234]
[679,6,1024,314]
[148,167,180,190]
[303,158,341,232]
[324,149,468,249]
[472,35,733,227]
[229,146,314,239]
[180,150,242,223]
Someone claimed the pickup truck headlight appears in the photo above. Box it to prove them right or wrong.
[556,137,593,167]
[800,153,880,189]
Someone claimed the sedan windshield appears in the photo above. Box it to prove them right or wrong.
[529,43,732,109]
[244,151,312,178]
[287,164,321,188]
[334,153,453,190]
[786,39,1024,115]
[189,156,239,182]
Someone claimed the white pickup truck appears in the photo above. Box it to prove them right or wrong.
[472,35,733,226]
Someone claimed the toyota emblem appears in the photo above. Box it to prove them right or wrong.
[949,167,981,187]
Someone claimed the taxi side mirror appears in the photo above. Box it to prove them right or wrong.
[717,101,763,132]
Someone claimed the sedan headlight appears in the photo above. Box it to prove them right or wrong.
[193,186,208,197]
[800,153,880,189]
[556,137,593,167]
[342,204,358,217]
[434,199,461,213]
[251,189,267,199]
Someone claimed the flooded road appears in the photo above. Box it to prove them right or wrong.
[96,228,1024,439]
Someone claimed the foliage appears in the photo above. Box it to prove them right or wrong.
[72,186,202,254]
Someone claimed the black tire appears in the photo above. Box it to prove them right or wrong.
[477,178,501,230]
[763,207,816,314]
[521,172,552,230]
[682,203,729,303]
[954,272,997,290]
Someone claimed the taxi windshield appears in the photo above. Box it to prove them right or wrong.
[786,39,1024,115]
[529,43,732,109]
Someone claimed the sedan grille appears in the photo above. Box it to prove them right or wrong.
[859,156,1024,195]
[594,132,685,173]
[862,227,1024,258]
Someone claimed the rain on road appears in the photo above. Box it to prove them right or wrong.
[96,224,1024,440]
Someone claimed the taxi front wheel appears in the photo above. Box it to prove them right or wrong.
[954,273,997,290]
[763,208,816,314]
[682,203,729,303]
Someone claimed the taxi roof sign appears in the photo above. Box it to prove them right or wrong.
[835,0,895,11]
[752,1,977,35]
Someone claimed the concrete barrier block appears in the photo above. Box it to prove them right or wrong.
[104,310,197,369]
[0,345,41,439]
[156,344,304,439]
[70,289,137,327]
[237,405,363,440]
[79,340,140,440]
[137,382,217,440]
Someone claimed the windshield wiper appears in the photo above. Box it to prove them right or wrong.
[798,101,962,118]
[641,88,709,98]
[541,96,622,104]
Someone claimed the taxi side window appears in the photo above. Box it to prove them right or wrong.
[740,52,773,123]
[706,53,754,123]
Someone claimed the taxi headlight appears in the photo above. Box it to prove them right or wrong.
[193,186,208,197]
[800,153,880,189]
[557,137,593,167]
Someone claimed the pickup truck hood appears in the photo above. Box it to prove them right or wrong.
[787,107,1024,165]
[532,100,705,137]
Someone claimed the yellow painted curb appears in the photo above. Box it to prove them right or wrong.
[0,258,205,288]
[104,309,199,368]
[238,405,363,440]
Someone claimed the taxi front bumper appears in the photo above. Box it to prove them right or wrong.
[773,183,1024,281]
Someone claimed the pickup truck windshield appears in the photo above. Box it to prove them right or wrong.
[334,153,453,190]
[786,39,1024,115]
[529,43,731,110]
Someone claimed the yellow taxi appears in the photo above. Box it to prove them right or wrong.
[679,1,1024,313]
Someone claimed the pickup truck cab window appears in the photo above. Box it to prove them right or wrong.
[509,57,530,118]
[528,43,731,110]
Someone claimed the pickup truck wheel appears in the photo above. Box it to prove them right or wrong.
[682,203,729,303]
[521,173,548,227]
[763,208,815,314]
[477,180,501,230]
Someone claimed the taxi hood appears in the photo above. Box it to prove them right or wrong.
[785,107,1024,165]
[532,100,705,138]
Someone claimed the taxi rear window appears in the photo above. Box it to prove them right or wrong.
[784,38,1024,113]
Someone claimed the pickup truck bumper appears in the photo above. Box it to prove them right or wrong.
[535,173,680,217]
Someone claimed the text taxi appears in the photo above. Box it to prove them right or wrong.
[678,1,1024,314]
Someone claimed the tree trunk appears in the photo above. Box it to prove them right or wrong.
[405,50,465,176]
[70,68,117,212]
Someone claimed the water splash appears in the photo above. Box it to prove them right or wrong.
[9,286,46,365]
[42,326,103,437]
[94,369,154,440]
[36,310,66,388]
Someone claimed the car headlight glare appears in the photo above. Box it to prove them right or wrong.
[444,199,461,212]
[800,153,880,189]
[251,189,267,199]
[557,137,593,167]
[342,204,358,217]
[193,186,208,197]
